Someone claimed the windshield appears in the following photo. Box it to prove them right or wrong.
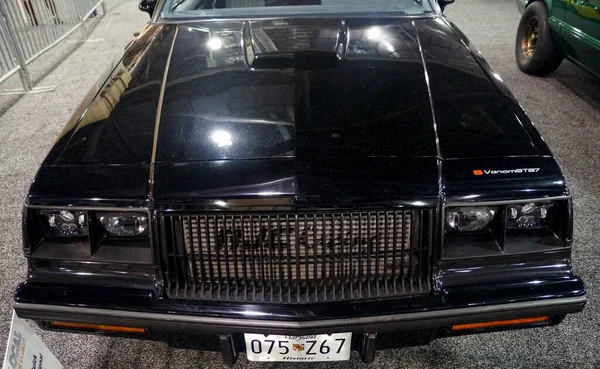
[161,0,434,19]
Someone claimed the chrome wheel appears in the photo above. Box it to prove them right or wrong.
[521,18,539,59]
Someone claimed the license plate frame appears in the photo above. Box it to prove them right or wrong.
[244,333,352,362]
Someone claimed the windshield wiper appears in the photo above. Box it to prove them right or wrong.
[170,0,184,11]
[171,0,199,11]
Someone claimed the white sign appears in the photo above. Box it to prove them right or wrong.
[2,311,62,369]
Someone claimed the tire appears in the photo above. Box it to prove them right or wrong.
[515,1,563,75]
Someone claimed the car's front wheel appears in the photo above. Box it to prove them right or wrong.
[515,1,563,75]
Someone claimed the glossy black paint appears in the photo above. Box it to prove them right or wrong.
[159,19,439,162]
[17,2,586,357]
[29,166,150,207]
[153,157,440,207]
[29,16,569,206]
[54,26,175,166]
[42,17,547,168]
[442,156,567,202]
[15,276,585,322]
[437,249,574,288]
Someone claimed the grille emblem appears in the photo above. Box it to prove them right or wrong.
[216,225,387,252]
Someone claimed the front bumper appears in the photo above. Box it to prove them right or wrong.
[13,276,586,363]
[14,295,586,335]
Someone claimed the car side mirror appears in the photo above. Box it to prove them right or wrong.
[139,0,157,17]
[438,0,455,12]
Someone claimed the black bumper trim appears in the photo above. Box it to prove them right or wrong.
[14,296,586,335]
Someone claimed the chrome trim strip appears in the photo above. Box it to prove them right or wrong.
[413,20,441,162]
[444,195,571,208]
[149,26,180,199]
[14,295,586,332]
[24,204,150,212]
[153,14,439,25]
[413,21,444,282]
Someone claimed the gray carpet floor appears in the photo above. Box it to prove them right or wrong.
[0,0,598,368]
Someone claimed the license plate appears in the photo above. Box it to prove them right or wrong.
[244,333,352,362]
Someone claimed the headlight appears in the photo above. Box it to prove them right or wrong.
[98,212,148,237]
[446,207,497,231]
[25,208,152,265]
[40,210,88,237]
[444,199,571,259]
[506,202,553,229]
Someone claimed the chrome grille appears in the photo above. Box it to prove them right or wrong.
[160,209,432,304]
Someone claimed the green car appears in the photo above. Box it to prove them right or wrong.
[516,0,600,77]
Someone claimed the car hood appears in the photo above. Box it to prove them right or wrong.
[48,16,542,167]
[29,17,566,206]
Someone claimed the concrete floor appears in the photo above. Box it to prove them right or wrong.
[1,0,599,368]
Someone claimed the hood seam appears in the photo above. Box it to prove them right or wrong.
[149,25,180,201]
[413,20,444,204]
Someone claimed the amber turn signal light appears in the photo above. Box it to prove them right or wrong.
[50,321,146,334]
[451,316,550,331]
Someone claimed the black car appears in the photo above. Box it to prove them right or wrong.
[14,0,586,364]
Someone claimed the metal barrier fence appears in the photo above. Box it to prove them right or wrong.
[0,0,105,93]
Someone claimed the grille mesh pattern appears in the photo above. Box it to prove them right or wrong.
[160,210,432,304]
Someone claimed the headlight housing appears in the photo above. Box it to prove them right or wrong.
[446,207,497,231]
[98,212,148,237]
[444,199,571,259]
[40,210,88,237]
[24,208,153,265]
[506,202,553,229]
